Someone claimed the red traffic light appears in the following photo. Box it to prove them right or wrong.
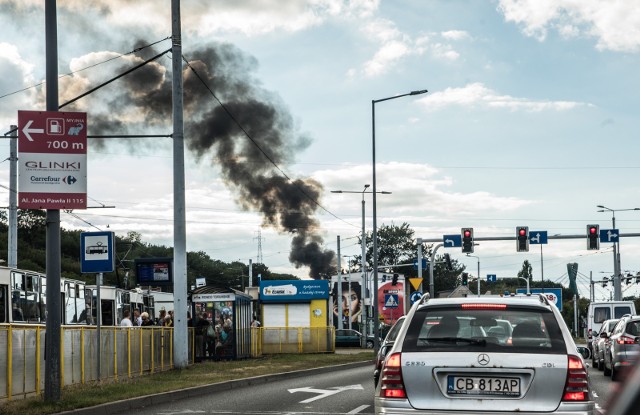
[464,230,471,238]
[589,226,597,234]
[519,228,527,237]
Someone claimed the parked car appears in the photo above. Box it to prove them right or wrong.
[335,328,375,348]
[374,316,406,386]
[375,294,594,415]
[592,318,619,370]
[603,314,640,381]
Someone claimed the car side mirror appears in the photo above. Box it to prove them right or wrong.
[576,346,591,360]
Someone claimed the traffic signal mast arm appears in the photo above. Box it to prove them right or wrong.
[416,232,640,244]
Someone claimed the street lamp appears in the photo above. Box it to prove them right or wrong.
[597,205,640,301]
[330,186,391,340]
[466,254,481,297]
[372,88,428,352]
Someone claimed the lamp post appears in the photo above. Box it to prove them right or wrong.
[466,254,481,297]
[372,89,428,351]
[330,186,391,341]
[597,205,640,301]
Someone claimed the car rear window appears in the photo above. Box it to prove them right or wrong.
[625,320,640,336]
[384,317,405,343]
[402,305,567,354]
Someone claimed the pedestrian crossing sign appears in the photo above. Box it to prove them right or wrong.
[384,294,399,308]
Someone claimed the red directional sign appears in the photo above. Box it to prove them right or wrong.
[17,110,87,209]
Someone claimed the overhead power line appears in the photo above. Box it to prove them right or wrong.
[0,37,171,101]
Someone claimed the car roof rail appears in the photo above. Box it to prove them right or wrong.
[535,293,550,306]
[418,292,431,305]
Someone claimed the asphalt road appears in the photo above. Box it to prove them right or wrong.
[111,363,375,415]
[58,352,620,415]
[59,360,374,415]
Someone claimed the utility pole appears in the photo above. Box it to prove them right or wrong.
[44,0,62,401]
[171,0,188,369]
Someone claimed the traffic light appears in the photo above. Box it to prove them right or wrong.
[516,226,529,252]
[587,224,600,250]
[461,272,468,286]
[444,253,453,271]
[392,273,399,286]
[461,228,474,253]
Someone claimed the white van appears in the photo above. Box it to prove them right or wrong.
[585,301,636,352]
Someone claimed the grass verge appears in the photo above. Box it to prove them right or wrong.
[0,352,373,415]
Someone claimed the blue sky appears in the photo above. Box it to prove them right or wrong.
[1,0,640,299]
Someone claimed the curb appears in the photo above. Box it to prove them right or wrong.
[58,360,373,415]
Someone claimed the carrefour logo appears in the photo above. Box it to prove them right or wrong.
[63,175,77,185]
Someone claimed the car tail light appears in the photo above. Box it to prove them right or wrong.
[380,353,406,399]
[616,335,636,345]
[563,355,589,401]
[587,328,592,340]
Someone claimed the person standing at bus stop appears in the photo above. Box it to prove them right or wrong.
[120,310,133,327]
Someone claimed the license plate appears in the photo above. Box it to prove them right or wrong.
[447,376,520,396]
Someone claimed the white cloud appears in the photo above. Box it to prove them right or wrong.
[351,22,466,78]
[316,162,532,222]
[441,30,470,41]
[416,82,592,112]
[0,42,36,126]
[497,0,640,52]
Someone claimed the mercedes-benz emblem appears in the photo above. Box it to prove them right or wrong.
[478,353,490,365]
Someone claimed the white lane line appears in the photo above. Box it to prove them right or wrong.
[347,405,369,414]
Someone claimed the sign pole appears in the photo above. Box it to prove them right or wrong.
[97,272,102,379]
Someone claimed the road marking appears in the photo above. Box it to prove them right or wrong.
[288,384,363,403]
[347,405,369,414]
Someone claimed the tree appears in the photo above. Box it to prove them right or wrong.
[517,260,533,281]
[357,222,416,269]
[352,222,463,294]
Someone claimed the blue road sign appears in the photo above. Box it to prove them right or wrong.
[384,294,399,309]
[80,231,115,273]
[487,274,497,282]
[443,234,462,248]
[413,258,428,269]
[600,229,619,243]
[516,288,563,311]
[529,231,548,245]
[410,291,423,304]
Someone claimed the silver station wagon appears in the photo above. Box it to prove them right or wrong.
[375,294,595,415]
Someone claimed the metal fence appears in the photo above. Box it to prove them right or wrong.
[1,324,193,401]
[2,325,335,401]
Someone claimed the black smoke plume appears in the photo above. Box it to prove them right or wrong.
[71,41,336,279]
